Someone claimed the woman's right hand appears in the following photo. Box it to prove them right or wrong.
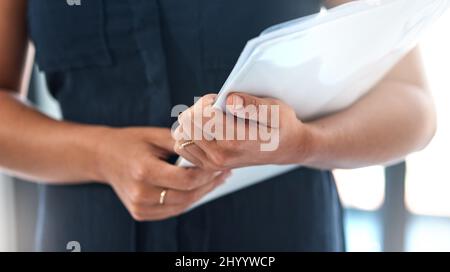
[94,127,230,221]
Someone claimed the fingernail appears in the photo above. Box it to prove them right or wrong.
[230,95,244,110]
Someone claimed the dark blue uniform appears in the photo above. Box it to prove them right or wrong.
[28,0,345,251]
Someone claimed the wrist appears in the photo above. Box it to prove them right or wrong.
[299,122,328,166]
[283,121,325,165]
[83,126,115,183]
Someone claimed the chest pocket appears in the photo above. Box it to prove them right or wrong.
[28,0,112,72]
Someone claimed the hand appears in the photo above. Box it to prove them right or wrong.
[94,127,230,221]
[174,93,314,171]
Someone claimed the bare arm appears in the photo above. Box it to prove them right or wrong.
[0,0,228,221]
[304,47,436,169]
[0,0,108,182]
[0,92,110,183]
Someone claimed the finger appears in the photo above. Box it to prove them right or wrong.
[149,160,217,191]
[178,94,216,130]
[133,173,229,221]
[192,96,220,130]
[130,170,229,208]
[172,125,189,142]
[131,203,191,221]
[178,114,245,169]
[178,94,231,148]
[146,128,176,152]
[226,93,281,127]
[174,140,205,167]
[183,171,230,206]
[177,106,196,140]
[178,121,221,154]
[197,93,218,108]
[182,143,209,164]
[179,103,220,141]
[164,171,230,206]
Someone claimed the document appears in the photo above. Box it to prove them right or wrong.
[178,0,450,210]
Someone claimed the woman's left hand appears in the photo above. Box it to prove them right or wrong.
[173,93,315,171]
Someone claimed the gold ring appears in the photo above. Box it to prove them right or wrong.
[159,189,168,205]
[180,140,195,149]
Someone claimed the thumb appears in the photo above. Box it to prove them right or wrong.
[226,93,279,127]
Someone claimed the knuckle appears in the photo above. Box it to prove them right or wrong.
[178,112,192,130]
[130,163,147,182]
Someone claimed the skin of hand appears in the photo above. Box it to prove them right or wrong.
[173,93,311,170]
[94,127,231,221]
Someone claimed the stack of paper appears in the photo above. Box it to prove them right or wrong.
[178,0,450,210]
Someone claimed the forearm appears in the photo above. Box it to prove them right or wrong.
[0,90,107,183]
[301,80,436,169]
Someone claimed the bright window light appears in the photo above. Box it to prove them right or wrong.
[334,166,385,211]
[405,10,450,218]
[406,216,450,252]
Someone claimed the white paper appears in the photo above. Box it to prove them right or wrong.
[178,0,450,211]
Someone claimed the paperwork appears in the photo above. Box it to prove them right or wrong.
[178,0,450,210]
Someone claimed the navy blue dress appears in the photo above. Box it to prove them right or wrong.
[28,0,345,251]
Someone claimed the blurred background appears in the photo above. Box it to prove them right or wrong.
[335,9,450,251]
[0,7,449,252]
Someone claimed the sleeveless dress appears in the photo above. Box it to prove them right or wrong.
[28,0,345,251]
